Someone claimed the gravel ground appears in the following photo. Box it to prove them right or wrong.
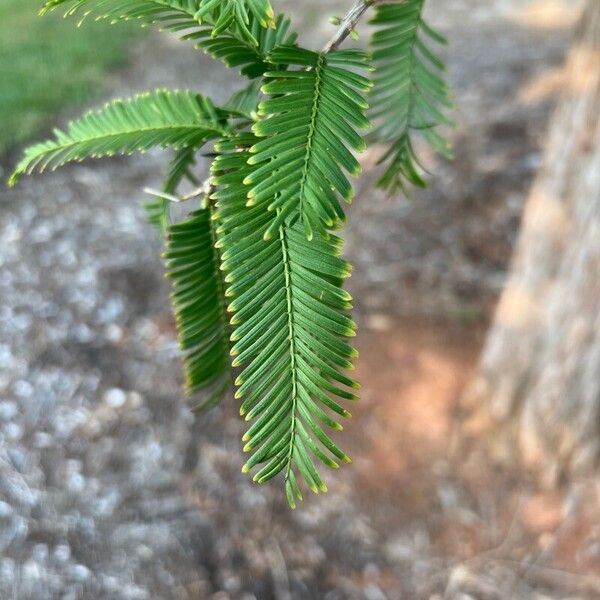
[0,1,589,599]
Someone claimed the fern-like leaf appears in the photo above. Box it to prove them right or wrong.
[164,206,231,399]
[369,1,453,192]
[188,13,297,79]
[195,0,275,45]
[41,0,274,46]
[41,0,203,33]
[213,134,358,508]
[246,47,372,240]
[9,90,228,185]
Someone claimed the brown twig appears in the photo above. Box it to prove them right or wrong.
[322,0,378,53]
[143,177,212,205]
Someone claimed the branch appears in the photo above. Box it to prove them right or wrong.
[144,177,212,204]
[322,0,377,53]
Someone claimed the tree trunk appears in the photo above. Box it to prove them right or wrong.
[464,0,600,482]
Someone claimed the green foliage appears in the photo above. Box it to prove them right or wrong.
[11,0,454,507]
[9,90,228,185]
[190,13,297,78]
[195,0,275,45]
[42,0,274,46]
[164,206,231,401]
[212,135,357,507]
[247,47,372,240]
[41,0,204,32]
[369,1,453,192]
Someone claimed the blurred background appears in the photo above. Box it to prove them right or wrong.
[1,0,599,598]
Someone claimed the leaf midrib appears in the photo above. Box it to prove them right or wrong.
[43,0,200,21]
[405,2,425,136]
[20,121,228,169]
[278,224,300,483]
[373,0,425,141]
[297,53,325,233]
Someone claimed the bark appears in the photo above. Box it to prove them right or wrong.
[464,0,600,481]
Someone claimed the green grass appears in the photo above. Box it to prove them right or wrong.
[0,1,143,155]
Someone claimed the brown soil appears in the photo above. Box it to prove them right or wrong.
[350,321,482,509]
[335,320,600,599]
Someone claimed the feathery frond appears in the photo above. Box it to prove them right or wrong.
[189,13,297,78]
[245,47,372,240]
[164,206,231,400]
[195,0,275,45]
[41,0,203,34]
[9,90,228,185]
[145,147,198,234]
[369,1,453,192]
[12,0,458,508]
[41,0,274,46]
[213,134,358,507]
[41,2,294,87]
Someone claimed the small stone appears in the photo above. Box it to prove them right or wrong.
[98,297,124,323]
[67,564,91,583]
[65,472,86,494]
[104,388,127,409]
[122,583,150,600]
[364,584,386,600]
[0,345,15,370]
[0,558,16,585]
[13,380,33,398]
[0,501,13,518]
[0,401,18,421]
[127,391,143,409]
[105,323,124,343]
[3,423,22,441]
[53,544,71,563]
[366,313,392,331]
[22,560,41,583]
[74,323,94,343]
[32,431,53,449]
[32,543,49,563]
[385,537,413,562]
[101,575,120,592]
[136,544,153,560]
